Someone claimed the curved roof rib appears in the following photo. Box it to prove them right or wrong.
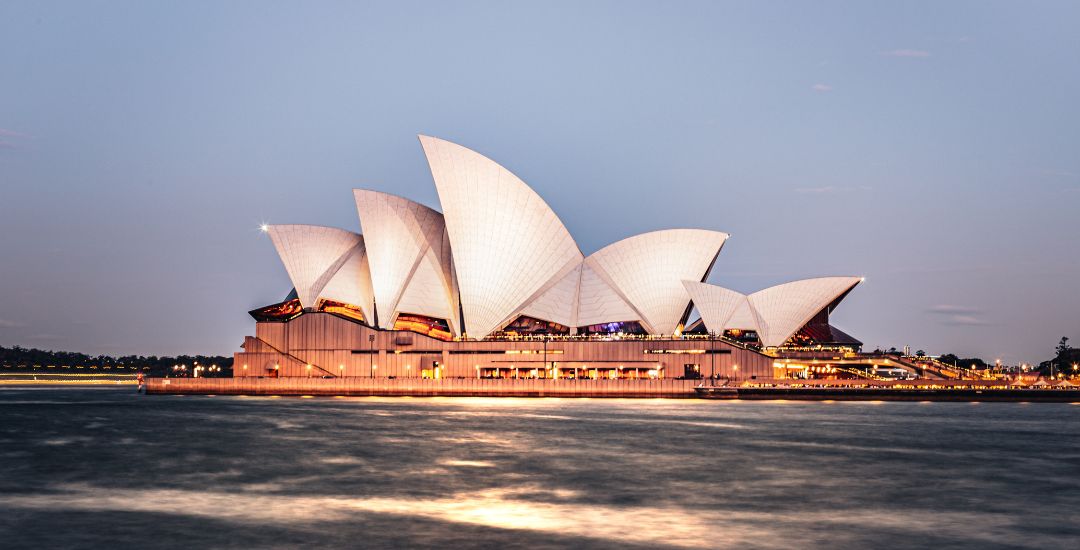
[353,190,458,334]
[517,263,582,328]
[419,135,583,338]
[318,240,376,322]
[725,300,759,330]
[573,263,640,328]
[265,225,364,309]
[587,229,729,335]
[681,281,747,334]
[747,276,862,347]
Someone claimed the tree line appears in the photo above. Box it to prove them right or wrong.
[0,345,233,376]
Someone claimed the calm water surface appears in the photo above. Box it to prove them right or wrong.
[1,388,1078,549]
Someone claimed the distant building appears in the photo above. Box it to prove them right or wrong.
[236,136,863,380]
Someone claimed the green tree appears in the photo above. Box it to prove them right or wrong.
[1057,336,1071,358]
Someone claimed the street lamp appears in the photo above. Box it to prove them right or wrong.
[710,332,716,384]
[368,333,376,378]
[543,336,549,373]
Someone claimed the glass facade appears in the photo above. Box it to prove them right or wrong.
[249,299,304,322]
[318,299,366,323]
[578,321,648,335]
[494,315,571,336]
[393,313,453,341]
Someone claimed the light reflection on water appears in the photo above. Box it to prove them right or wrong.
[1,389,1078,549]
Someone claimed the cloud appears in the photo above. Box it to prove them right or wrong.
[793,185,872,194]
[795,186,838,194]
[0,129,27,150]
[811,83,833,92]
[1041,169,1078,178]
[926,305,990,326]
[882,49,931,58]
[0,319,25,328]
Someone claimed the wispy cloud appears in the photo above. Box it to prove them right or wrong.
[882,49,931,58]
[0,319,25,329]
[926,305,990,326]
[793,185,872,194]
[0,128,27,151]
[811,83,833,92]
[1040,169,1078,178]
[795,186,838,194]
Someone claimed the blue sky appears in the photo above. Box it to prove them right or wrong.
[1,1,1077,363]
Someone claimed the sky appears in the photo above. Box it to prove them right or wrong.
[1,1,1077,363]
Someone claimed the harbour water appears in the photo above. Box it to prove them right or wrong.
[1,387,1078,549]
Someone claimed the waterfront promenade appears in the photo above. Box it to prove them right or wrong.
[146,377,1080,401]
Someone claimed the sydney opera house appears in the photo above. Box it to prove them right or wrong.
[234,136,864,381]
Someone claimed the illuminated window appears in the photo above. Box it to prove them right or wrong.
[393,313,453,341]
[248,299,303,322]
[318,299,366,323]
[577,321,647,335]
[493,315,571,336]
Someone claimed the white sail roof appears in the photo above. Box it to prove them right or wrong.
[682,281,747,334]
[586,229,728,334]
[747,276,862,347]
[574,262,640,327]
[685,277,861,346]
[318,241,376,322]
[726,300,758,330]
[419,135,583,338]
[266,225,364,309]
[517,263,582,328]
[353,190,458,334]
[393,251,458,332]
